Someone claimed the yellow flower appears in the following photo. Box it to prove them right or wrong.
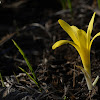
[52,12,100,91]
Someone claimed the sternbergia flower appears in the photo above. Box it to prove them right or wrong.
[52,12,100,91]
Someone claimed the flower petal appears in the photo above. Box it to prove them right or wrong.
[58,19,79,46]
[87,12,96,48]
[77,29,87,48]
[89,32,100,50]
[77,47,91,75]
[71,25,79,39]
[52,40,79,50]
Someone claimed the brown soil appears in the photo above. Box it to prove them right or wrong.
[0,0,100,100]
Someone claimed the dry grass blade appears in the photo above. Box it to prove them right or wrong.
[0,33,15,46]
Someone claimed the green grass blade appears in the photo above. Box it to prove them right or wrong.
[60,0,72,12]
[0,73,5,87]
[19,67,39,88]
[98,0,100,9]
[67,0,72,12]
[12,40,36,80]
[13,71,19,83]
[60,0,67,9]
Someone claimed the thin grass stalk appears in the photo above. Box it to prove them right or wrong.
[0,73,5,87]
[60,0,67,9]
[67,0,72,12]
[12,40,40,89]
[12,40,36,80]
[97,0,100,9]
[19,67,39,88]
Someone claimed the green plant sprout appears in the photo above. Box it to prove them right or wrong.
[97,0,100,9]
[60,0,67,9]
[0,72,5,87]
[60,0,72,11]
[63,96,67,100]
[12,40,40,89]
[67,0,72,12]
[52,12,100,91]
